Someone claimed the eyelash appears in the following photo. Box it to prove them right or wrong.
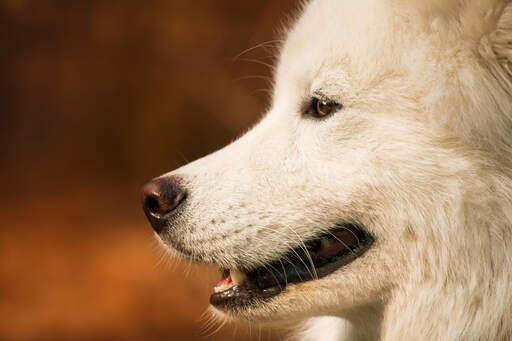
[303,97,342,118]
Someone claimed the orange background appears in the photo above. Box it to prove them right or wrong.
[0,1,296,340]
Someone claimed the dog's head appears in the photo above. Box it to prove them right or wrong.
[142,0,512,324]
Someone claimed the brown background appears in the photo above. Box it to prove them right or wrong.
[0,1,297,340]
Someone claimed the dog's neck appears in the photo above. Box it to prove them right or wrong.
[332,258,512,340]
[381,182,512,340]
[382,277,512,340]
[298,172,512,341]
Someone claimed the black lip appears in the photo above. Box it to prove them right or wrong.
[210,284,282,308]
[210,224,374,310]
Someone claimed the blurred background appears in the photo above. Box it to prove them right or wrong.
[0,1,296,340]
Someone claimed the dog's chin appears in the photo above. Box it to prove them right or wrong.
[207,286,316,325]
[207,280,340,324]
[206,224,374,322]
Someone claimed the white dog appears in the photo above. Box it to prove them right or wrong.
[141,0,512,339]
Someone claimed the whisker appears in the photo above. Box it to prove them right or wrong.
[255,225,316,280]
[261,262,284,291]
[251,88,273,96]
[283,225,318,280]
[203,318,228,338]
[282,254,305,283]
[232,75,273,83]
[327,228,359,257]
[236,57,275,70]
[278,259,288,287]
[338,224,362,245]
[232,39,283,61]
[198,311,216,336]
[198,307,229,338]
[151,237,182,271]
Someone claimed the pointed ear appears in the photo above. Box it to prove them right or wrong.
[479,2,512,96]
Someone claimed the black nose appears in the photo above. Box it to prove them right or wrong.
[141,177,187,234]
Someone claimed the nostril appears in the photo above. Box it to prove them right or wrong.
[145,195,167,216]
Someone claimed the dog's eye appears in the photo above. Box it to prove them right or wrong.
[305,98,341,118]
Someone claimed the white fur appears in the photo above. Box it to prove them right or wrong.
[296,317,357,341]
[154,0,512,339]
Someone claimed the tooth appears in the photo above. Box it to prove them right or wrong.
[230,270,247,285]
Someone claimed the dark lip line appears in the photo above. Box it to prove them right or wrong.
[210,224,374,309]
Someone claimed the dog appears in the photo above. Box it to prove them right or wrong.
[141,0,512,339]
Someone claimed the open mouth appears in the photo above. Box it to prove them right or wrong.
[210,224,374,310]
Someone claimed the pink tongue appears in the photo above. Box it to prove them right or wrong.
[216,275,232,287]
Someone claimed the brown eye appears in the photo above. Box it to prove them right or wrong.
[306,97,341,118]
[316,99,334,117]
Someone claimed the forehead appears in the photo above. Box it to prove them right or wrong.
[274,0,432,98]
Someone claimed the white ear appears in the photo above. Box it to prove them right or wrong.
[480,2,512,96]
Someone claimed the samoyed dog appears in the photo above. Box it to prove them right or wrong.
[141,0,512,339]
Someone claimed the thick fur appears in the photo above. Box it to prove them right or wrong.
[154,0,512,339]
